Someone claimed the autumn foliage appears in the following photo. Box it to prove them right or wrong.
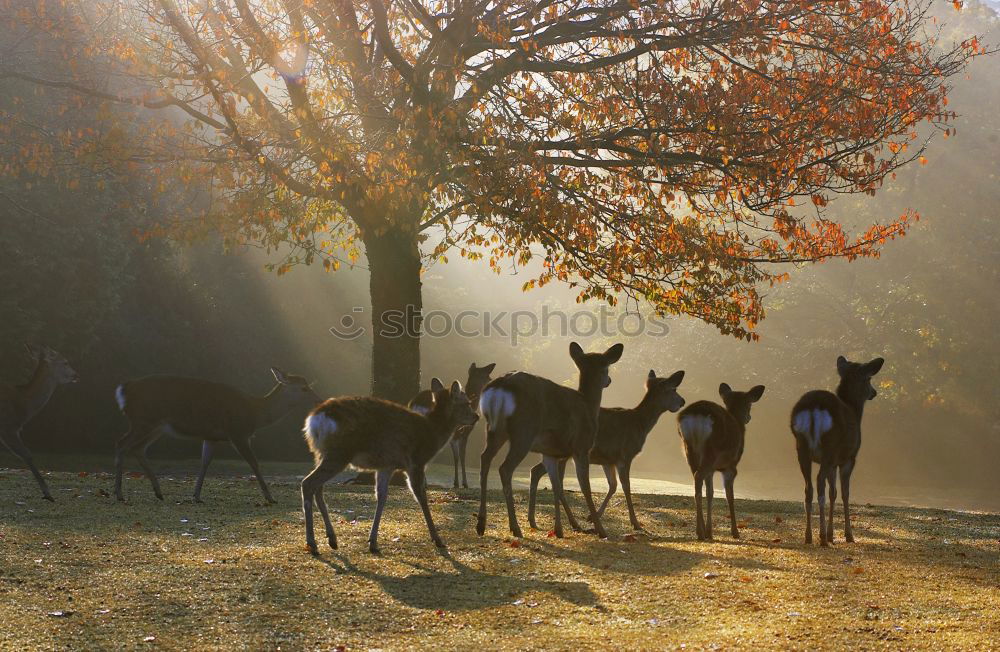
[0,0,986,394]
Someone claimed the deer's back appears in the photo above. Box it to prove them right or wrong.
[305,396,434,470]
[487,373,595,455]
[118,376,256,439]
[591,407,653,464]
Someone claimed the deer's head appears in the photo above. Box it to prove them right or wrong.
[836,356,885,404]
[27,344,79,384]
[569,341,625,391]
[430,377,479,429]
[270,367,321,408]
[465,362,496,406]
[719,383,766,424]
[645,369,686,413]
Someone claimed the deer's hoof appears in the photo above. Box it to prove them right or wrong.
[475,522,486,536]
[43,495,55,502]
[327,538,338,550]
[369,544,381,555]
[306,543,319,556]
[631,522,644,531]
[845,533,855,543]
[731,530,740,539]
[511,528,524,539]
[433,538,447,549]
[155,494,164,501]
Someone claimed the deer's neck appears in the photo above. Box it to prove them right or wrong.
[577,378,605,420]
[633,393,666,431]
[18,359,60,420]
[835,383,866,425]
[253,384,293,427]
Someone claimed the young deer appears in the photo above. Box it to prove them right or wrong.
[113,368,319,503]
[527,369,686,532]
[477,342,624,540]
[409,362,496,488]
[0,345,78,500]
[678,383,765,540]
[301,378,478,554]
[791,356,884,546]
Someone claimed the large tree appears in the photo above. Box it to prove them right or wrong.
[1,0,985,401]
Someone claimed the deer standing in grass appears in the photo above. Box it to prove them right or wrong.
[791,356,884,546]
[0,345,78,500]
[409,362,495,488]
[527,369,686,532]
[477,342,624,540]
[678,383,765,540]
[301,378,478,554]
[113,368,319,503]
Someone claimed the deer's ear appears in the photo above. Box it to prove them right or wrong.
[450,380,462,396]
[667,370,685,387]
[604,343,625,364]
[569,342,585,363]
[719,382,733,398]
[748,385,766,402]
[482,362,496,375]
[270,367,290,384]
[864,357,885,376]
[430,377,445,392]
[836,355,850,377]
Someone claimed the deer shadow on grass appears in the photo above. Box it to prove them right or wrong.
[316,550,602,612]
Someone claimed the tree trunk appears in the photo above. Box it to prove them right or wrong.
[363,228,422,403]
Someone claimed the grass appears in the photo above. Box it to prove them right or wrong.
[1,467,998,650]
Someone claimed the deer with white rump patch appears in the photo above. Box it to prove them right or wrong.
[113,368,319,503]
[477,342,624,540]
[0,345,79,500]
[791,356,884,546]
[409,362,495,488]
[527,369,686,532]
[302,378,478,554]
[678,382,765,540]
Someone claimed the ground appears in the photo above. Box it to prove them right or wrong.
[1,464,998,650]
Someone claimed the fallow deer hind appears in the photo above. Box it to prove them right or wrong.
[678,383,765,540]
[409,362,495,488]
[527,369,686,532]
[0,345,78,500]
[791,356,884,546]
[301,378,478,554]
[113,368,319,503]
[477,342,624,539]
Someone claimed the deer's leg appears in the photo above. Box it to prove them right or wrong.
[557,459,585,532]
[193,440,216,503]
[816,465,829,547]
[618,460,643,531]
[705,471,715,541]
[1,430,53,501]
[797,446,813,545]
[231,437,275,504]
[450,439,461,489]
[542,455,566,537]
[407,466,445,549]
[134,443,164,501]
[694,472,705,540]
[723,468,739,539]
[301,463,343,554]
[826,465,838,544]
[594,463,617,521]
[840,460,856,543]
[459,434,469,489]
[114,422,156,501]
[499,433,533,539]
[572,451,608,538]
[476,429,506,536]
[527,461,546,530]
[369,469,393,554]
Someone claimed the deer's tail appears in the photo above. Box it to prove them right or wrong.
[479,386,516,438]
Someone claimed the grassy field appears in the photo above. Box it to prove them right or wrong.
[1,467,998,650]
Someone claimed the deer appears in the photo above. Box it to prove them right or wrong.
[0,345,79,500]
[526,369,686,532]
[477,342,624,540]
[301,378,478,554]
[677,383,766,540]
[113,367,319,504]
[409,362,495,488]
[791,356,884,546]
